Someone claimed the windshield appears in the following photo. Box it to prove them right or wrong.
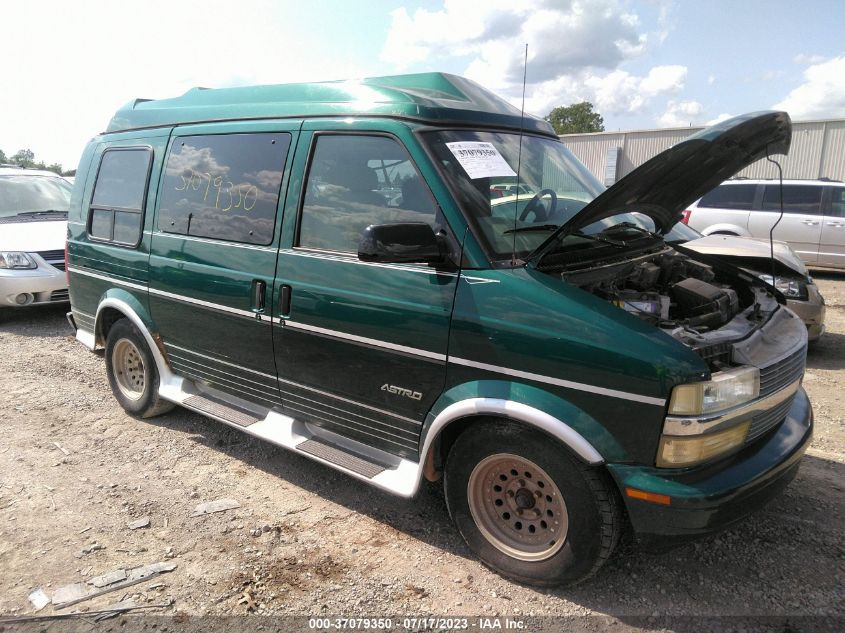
[0,175,72,218]
[422,130,604,260]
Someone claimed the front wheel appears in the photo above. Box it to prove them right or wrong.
[444,421,622,586]
[105,319,174,418]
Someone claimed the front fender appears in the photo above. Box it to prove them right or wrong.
[421,380,629,466]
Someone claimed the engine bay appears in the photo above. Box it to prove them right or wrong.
[559,246,782,369]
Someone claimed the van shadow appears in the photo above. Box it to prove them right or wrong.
[0,303,73,339]
[143,407,467,555]
[807,331,845,370]
[143,409,842,620]
[807,268,845,281]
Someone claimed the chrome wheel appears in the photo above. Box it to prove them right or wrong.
[467,453,568,562]
[111,338,147,401]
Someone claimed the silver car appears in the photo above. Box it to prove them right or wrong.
[0,168,72,309]
[684,178,845,270]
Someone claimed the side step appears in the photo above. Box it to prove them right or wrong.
[168,381,421,497]
[296,438,386,479]
[183,395,260,427]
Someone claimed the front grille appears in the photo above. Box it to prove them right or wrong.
[758,346,807,397]
[743,344,806,445]
[50,289,69,302]
[37,249,65,271]
[747,395,795,443]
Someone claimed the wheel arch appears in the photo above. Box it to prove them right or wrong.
[700,223,748,237]
[94,292,174,384]
[418,379,625,489]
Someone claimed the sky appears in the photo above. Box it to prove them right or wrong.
[2,0,845,171]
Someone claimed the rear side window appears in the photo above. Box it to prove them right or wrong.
[158,133,291,245]
[827,187,845,217]
[88,148,152,245]
[298,134,437,253]
[761,185,822,213]
[697,184,756,210]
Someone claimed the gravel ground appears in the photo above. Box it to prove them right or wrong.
[0,274,843,628]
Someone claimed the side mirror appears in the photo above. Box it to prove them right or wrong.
[358,223,447,265]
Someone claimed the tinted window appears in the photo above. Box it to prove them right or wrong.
[827,187,845,217]
[697,184,757,210]
[88,148,152,245]
[158,133,290,245]
[761,185,822,213]
[298,135,437,253]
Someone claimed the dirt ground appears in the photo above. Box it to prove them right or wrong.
[0,273,843,627]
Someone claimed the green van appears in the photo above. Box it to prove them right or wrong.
[66,73,812,586]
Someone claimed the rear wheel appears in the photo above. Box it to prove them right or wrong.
[105,319,174,418]
[444,420,622,586]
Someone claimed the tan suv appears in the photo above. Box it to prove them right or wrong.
[683,179,845,269]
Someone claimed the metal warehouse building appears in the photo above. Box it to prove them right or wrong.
[560,118,845,186]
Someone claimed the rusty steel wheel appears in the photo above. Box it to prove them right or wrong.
[105,319,174,418]
[467,453,568,562]
[444,421,622,586]
[111,337,148,401]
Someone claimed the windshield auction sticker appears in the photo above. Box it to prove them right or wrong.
[445,142,517,179]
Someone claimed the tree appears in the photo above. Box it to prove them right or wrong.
[0,148,6,164]
[545,102,605,135]
[11,148,36,168]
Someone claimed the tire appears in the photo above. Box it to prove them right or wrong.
[105,319,174,418]
[444,420,622,586]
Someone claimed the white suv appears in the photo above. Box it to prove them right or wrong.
[0,167,73,309]
[684,178,845,269]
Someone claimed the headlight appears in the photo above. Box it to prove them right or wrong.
[758,274,807,299]
[668,366,760,415]
[657,421,751,467]
[0,252,37,269]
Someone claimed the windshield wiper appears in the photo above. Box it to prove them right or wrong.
[571,230,626,247]
[15,210,68,217]
[503,224,560,234]
[611,221,659,238]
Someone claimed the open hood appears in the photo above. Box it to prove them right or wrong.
[681,234,808,278]
[531,111,791,261]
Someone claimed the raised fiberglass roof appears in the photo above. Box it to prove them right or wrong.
[106,72,555,136]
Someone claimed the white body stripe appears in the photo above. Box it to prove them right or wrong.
[284,320,448,362]
[449,356,666,407]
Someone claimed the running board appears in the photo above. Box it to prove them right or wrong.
[166,381,421,497]
[183,395,260,427]
[297,438,386,479]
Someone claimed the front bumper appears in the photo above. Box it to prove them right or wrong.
[787,284,826,342]
[0,258,67,307]
[608,387,813,550]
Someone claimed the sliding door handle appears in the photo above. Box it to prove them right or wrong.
[280,284,292,317]
[250,280,266,312]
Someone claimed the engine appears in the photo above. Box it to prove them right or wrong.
[564,250,744,332]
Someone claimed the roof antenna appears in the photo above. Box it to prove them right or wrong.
[511,43,528,266]
[764,148,784,287]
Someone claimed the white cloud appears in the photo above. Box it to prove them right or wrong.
[793,53,828,65]
[381,0,652,84]
[774,55,845,119]
[706,113,734,125]
[382,1,686,120]
[518,65,686,118]
[657,100,704,127]
[707,74,716,85]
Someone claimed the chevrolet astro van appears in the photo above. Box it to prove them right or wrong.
[66,73,812,586]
